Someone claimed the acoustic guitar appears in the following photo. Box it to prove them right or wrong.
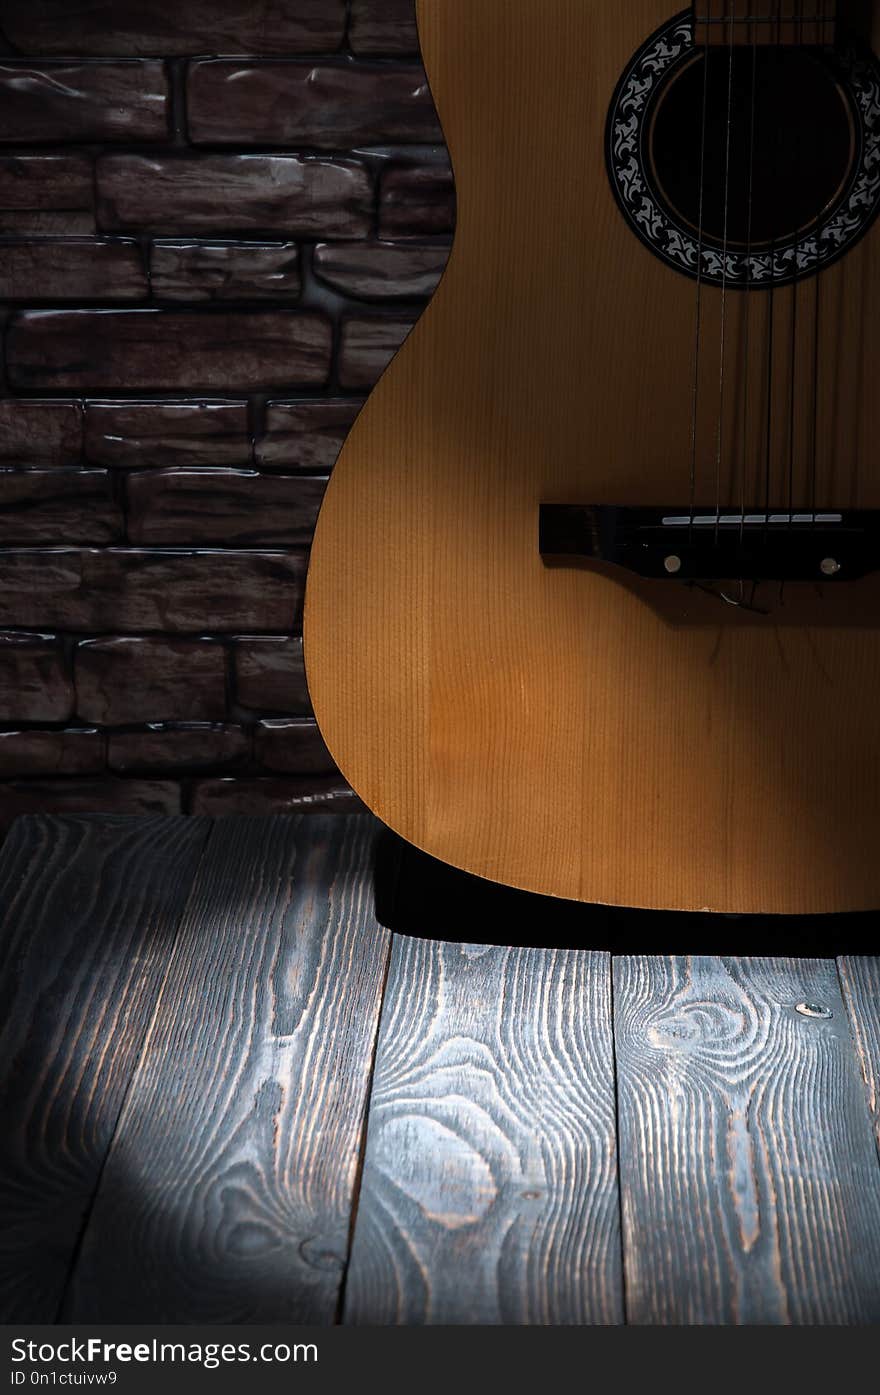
[304,0,880,915]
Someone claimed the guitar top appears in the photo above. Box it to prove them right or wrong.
[305,1,880,914]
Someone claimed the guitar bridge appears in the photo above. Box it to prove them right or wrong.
[539,505,880,583]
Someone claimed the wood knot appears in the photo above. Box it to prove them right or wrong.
[298,1235,346,1272]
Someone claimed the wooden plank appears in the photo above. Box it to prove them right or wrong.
[0,813,211,1323]
[63,814,390,1323]
[838,956,880,1159]
[614,955,880,1324]
[343,940,622,1325]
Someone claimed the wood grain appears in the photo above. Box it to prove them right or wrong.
[695,0,838,47]
[62,815,390,1323]
[343,939,622,1324]
[614,955,880,1324]
[838,955,880,1159]
[0,813,211,1323]
[305,0,880,913]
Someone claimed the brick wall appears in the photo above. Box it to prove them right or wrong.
[0,0,454,829]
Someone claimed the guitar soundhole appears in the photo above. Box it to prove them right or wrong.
[605,13,880,288]
[649,49,854,249]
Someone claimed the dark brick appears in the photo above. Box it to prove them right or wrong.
[0,155,93,234]
[0,1,347,56]
[0,400,82,465]
[0,549,305,633]
[0,728,103,777]
[349,0,420,55]
[0,239,146,301]
[151,241,300,301]
[379,161,455,238]
[255,399,363,471]
[314,241,447,299]
[7,310,332,392]
[97,154,373,238]
[190,775,362,815]
[187,60,441,149]
[127,469,326,547]
[0,61,169,144]
[108,723,249,773]
[0,631,72,721]
[0,469,122,544]
[338,315,415,390]
[0,777,180,831]
[233,635,310,713]
[76,636,227,723]
[84,400,250,467]
[255,718,335,774]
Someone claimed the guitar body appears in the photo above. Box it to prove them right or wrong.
[305,0,880,914]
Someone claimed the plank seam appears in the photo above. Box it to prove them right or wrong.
[54,816,218,1321]
[335,927,396,1326]
[608,955,630,1325]
[834,956,880,1171]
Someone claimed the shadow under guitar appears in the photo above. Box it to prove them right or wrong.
[551,559,880,629]
[374,827,877,955]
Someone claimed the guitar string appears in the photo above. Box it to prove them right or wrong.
[691,3,833,581]
[810,0,829,521]
[847,0,859,510]
[698,0,828,549]
[740,2,760,547]
[787,0,804,536]
[713,0,737,546]
[811,0,826,520]
[688,2,713,539]
[763,0,784,544]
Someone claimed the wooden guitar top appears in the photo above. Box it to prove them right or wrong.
[305,1,880,914]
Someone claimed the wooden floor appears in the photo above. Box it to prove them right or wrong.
[1,813,879,1326]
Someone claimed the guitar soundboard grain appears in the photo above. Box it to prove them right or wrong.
[305,0,880,913]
